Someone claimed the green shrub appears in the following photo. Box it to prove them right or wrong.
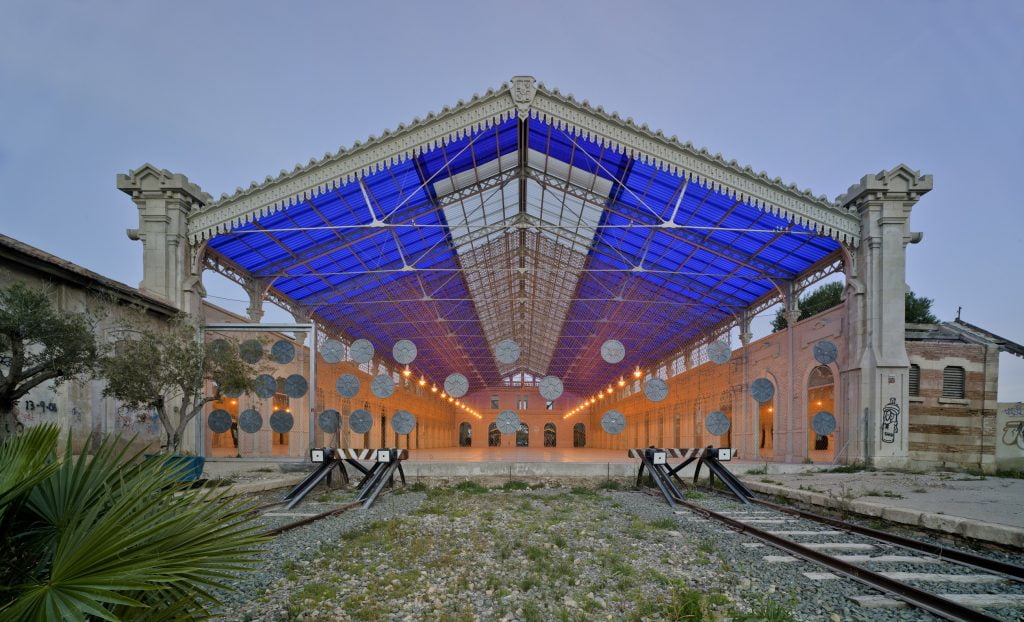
[0,425,267,620]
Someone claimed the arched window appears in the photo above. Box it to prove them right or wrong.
[516,423,529,447]
[573,423,586,447]
[543,423,556,447]
[459,422,472,447]
[488,422,500,447]
[807,365,835,456]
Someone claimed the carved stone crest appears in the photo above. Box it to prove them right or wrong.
[510,76,537,114]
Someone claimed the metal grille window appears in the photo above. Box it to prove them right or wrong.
[908,364,920,397]
[942,366,965,399]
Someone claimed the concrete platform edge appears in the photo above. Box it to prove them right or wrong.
[742,480,1024,549]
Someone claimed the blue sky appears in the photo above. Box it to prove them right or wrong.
[1,0,1021,398]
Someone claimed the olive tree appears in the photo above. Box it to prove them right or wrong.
[101,321,255,453]
[0,281,99,441]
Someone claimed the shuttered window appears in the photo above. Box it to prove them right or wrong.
[942,366,965,399]
[909,364,920,397]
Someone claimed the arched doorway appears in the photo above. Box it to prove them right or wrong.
[573,423,586,447]
[807,365,835,460]
[543,423,556,447]
[488,422,500,447]
[516,423,529,447]
[759,395,775,459]
[459,422,472,447]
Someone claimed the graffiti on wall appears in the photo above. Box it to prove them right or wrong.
[1001,403,1024,450]
[881,397,900,443]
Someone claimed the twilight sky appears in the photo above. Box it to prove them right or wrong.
[1,1,1021,399]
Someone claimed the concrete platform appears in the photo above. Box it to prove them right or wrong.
[741,470,1024,549]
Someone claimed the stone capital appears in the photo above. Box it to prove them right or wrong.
[838,164,932,210]
[117,163,212,206]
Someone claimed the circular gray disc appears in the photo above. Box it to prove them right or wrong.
[271,340,296,364]
[320,339,345,364]
[239,339,263,364]
[208,409,232,433]
[601,339,626,364]
[238,409,262,433]
[496,410,520,435]
[349,409,373,434]
[750,378,775,403]
[644,378,669,402]
[283,374,308,398]
[814,340,838,365]
[350,339,374,364]
[601,409,626,435]
[444,373,469,398]
[269,410,294,433]
[209,339,232,358]
[495,339,521,364]
[391,410,416,435]
[254,374,277,399]
[392,339,417,365]
[706,411,731,436]
[371,374,395,399]
[708,340,732,365]
[335,373,360,398]
[319,409,340,433]
[812,411,837,436]
[538,375,564,401]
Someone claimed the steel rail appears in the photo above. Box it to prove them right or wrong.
[654,487,1004,622]
[259,500,364,537]
[750,496,1024,581]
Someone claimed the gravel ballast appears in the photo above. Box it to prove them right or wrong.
[213,484,1020,621]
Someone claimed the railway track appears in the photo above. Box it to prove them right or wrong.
[642,481,1024,621]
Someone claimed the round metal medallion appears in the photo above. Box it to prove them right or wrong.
[207,409,232,433]
[318,409,340,433]
[210,339,232,358]
[254,374,277,399]
[392,339,417,365]
[750,378,775,403]
[495,339,521,365]
[444,373,469,398]
[496,410,520,435]
[708,340,732,365]
[600,339,626,364]
[238,409,262,433]
[601,409,626,435]
[814,340,838,366]
[271,340,296,364]
[349,339,374,364]
[239,339,263,364]
[812,411,836,436]
[283,374,308,398]
[538,375,564,401]
[371,374,395,399]
[349,409,373,434]
[320,339,345,364]
[391,410,416,435]
[644,378,669,402]
[705,411,731,436]
[269,410,294,434]
[335,373,360,398]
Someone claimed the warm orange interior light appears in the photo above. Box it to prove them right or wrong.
[633,367,642,378]
[431,384,438,392]
[419,376,426,386]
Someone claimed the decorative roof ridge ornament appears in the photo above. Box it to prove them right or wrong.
[510,75,537,115]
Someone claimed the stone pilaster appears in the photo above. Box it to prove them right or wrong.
[118,164,212,316]
[840,164,930,469]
